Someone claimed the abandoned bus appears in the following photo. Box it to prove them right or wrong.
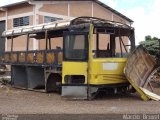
[0,17,135,99]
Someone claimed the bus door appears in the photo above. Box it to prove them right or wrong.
[62,31,89,99]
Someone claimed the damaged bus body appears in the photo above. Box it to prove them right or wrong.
[0,17,136,99]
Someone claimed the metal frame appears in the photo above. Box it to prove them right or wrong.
[1,49,63,67]
[63,31,89,62]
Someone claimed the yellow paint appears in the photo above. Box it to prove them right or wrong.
[88,58,128,84]
[62,24,129,86]
[62,62,88,84]
[89,24,94,61]
[126,77,149,101]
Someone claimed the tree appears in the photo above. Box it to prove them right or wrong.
[145,35,152,41]
[153,37,159,40]
[140,35,160,56]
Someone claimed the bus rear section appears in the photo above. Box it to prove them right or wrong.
[0,20,70,92]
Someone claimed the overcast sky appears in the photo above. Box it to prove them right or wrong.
[102,0,160,44]
[0,0,159,44]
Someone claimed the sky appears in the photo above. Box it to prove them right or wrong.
[101,0,160,44]
[0,0,160,45]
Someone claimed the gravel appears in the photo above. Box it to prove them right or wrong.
[0,85,160,115]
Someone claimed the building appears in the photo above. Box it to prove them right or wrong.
[0,0,133,53]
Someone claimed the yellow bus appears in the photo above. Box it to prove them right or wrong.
[1,17,135,99]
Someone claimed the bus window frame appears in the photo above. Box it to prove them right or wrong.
[63,31,89,62]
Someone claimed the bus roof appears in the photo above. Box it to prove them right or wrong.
[2,17,134,38]
[2,19,71,38]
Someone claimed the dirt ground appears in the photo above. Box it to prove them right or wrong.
[0,85,160,115]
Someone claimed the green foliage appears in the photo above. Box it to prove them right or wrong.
[140,35,159,56]
[145,35,152,41]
